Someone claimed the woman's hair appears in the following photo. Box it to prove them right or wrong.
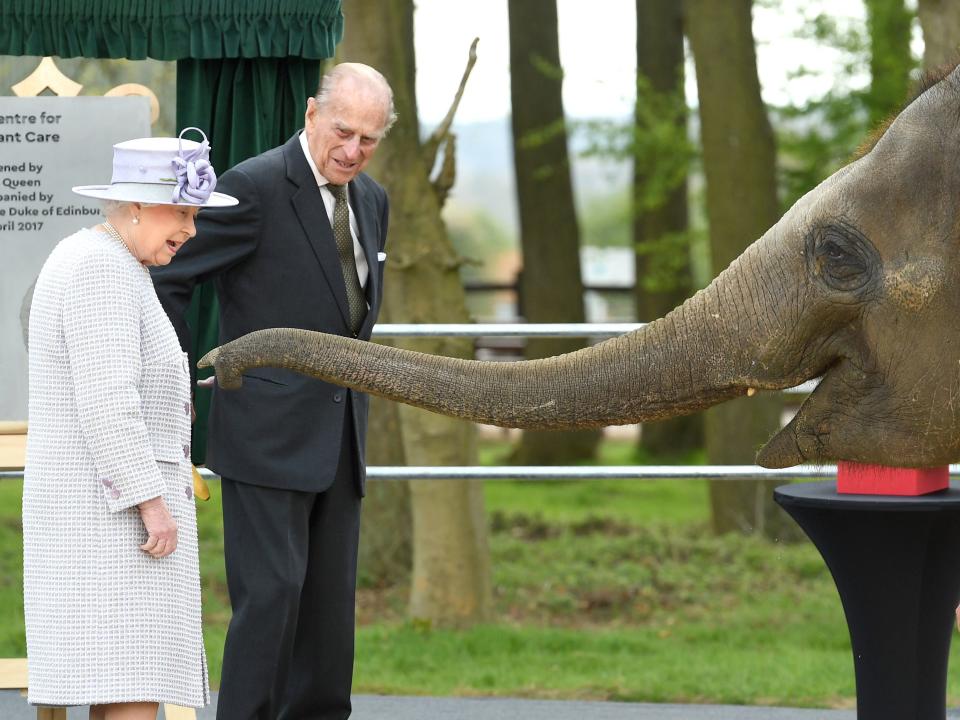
[101,200,156,216]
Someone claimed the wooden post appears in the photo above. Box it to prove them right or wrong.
[164,705,198,719]
[36,709,66,720]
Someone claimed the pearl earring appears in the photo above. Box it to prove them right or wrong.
[132,217,140,225]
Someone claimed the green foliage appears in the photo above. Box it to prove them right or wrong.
[445,207,515,282]
[579,75,694,214]
[772,6,918,211]
[636,230,698,294]
[529,52,565,84]
[863,0,916,126]
[577,75,696,294]
[773,89,869,212]
[579,193,630,248]
[772,11,871,211]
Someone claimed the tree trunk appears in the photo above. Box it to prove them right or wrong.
[685,0,790,538]
[634,0,702,458]
[356,307,412,588]
[355,240,411,589]
[507,0,601,466]
[917,0,960,71]
[340,0,493,626]
[865,0,915,126]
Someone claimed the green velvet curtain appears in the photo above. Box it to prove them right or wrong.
[0,1,342,59]
[176,57,321,462]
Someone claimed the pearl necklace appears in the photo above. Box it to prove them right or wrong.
[101,221,140,262]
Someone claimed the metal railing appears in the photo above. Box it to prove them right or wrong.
[0,322,829,481]
[6,465,960,482]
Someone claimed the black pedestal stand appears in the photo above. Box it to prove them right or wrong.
[775,481,960,720]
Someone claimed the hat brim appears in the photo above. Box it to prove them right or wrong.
[72,183,238,208]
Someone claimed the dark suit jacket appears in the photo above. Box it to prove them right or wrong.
[151,132,389,495]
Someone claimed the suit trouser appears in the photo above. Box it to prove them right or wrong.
[215,413,361,720]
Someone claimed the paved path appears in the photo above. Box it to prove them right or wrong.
[6,691,960,719]
[0,691,866,719]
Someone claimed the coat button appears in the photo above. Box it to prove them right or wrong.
[183,444,190,458]
[185,485,193,500]
[110,489,121,500]
[100,478,114,488]
[333,391,343,403]
[184,402,191,417]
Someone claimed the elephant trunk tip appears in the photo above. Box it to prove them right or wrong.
[197,348,217,369]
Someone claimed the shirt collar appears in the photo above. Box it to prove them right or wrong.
[299,131,333,189]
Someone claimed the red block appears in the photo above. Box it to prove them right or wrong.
[837,462,948,496]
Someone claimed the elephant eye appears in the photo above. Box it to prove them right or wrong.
[810,226,877,292]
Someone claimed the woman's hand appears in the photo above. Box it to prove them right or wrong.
[137,497,178,558]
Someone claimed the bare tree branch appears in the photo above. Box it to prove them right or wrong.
[423,37,479,176]
[432,133,458,207]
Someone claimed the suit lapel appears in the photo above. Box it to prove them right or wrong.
[284,134,352,330]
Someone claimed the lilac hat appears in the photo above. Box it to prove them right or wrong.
[72,127,238,208]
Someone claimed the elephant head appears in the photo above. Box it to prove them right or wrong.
[200,64,960,470]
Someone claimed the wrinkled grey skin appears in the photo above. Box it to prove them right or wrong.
[201,65,960,470]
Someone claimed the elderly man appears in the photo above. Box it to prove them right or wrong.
[152,63,395,720]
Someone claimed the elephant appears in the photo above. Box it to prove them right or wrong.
[199,63,960,471]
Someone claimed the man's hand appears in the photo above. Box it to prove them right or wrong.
[137,496,178,558]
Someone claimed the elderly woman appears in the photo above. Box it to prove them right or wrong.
[23,129,236,719]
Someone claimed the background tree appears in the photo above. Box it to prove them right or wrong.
[340,0,492,625]
[685,0,789,538]
[864,0,914,126]
[507,0,601,466]
[633,0,701,457]
[773,13,871,212]
[356,394,412,588]
[918,0,960,71]
[774,3,916,212]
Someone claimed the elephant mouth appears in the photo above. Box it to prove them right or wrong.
[755,355,873,469]
[754,380,824,469]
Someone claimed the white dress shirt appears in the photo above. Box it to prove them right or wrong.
[299,131,369,288]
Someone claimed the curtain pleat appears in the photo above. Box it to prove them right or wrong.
[0,0,343,59]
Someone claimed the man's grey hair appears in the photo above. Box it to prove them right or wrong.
[314,63,398,136]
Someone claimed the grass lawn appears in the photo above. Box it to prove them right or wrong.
[4,438,960,708]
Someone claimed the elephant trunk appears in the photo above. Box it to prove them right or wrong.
[201,236,806,429]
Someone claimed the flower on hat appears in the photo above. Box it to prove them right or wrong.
[171,127,218,204]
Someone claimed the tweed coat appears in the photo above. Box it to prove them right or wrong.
[23,228,208,707]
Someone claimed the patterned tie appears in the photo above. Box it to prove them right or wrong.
[327,183,366,334]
